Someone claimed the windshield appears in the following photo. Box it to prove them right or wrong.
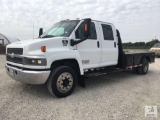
[40,20,80,38]
[153,43,160,48]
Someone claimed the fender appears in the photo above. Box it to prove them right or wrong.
[46,50,84,75]
[140,54,150,63]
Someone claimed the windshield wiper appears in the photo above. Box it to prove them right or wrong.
[42,35,55,38]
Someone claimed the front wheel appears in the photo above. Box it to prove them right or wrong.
[47,66,77,98]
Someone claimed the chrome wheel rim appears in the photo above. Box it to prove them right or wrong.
[56,72,73,93]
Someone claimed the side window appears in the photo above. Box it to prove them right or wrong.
[75,22,97,39]
[101,24,114,40]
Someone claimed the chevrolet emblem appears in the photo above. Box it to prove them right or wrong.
[11,53,15,58]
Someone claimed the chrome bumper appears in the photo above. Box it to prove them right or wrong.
[5,64,50,84]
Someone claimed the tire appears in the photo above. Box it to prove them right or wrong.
[138,58,149,75]
[47,66,77,98]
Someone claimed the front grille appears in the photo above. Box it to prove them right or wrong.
[6,48,23,64]
[6,55,23,64]
[7,48,23,55]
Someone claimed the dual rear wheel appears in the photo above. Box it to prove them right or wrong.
[132,58,149,75]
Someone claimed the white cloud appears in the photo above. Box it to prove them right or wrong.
[0,0,160,42]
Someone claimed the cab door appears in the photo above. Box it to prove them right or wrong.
[75,21,101,69]
[98,22,118,67]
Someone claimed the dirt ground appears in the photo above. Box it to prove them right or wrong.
[0,55,160,120]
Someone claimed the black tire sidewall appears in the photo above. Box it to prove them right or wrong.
[138,58,149,75]
[48,66,77,98]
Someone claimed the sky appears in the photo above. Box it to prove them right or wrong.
[0,0,160,43]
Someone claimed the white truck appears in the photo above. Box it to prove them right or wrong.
[5,18,155,98]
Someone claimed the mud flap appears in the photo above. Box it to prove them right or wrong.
[78,75,85,88]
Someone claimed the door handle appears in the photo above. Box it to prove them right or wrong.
[114,42,116,48]
[97,41,100,48]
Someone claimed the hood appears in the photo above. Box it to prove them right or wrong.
[9,37,65,46]
[7,37,70,55]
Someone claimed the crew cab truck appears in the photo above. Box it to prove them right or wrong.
[5,18,155,98]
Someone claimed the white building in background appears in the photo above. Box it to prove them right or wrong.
[0,33,20,45]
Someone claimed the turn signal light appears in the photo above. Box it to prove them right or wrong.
[41,46,46,52]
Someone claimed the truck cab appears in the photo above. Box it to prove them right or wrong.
[5,18,155,98]
[75,20,118,69]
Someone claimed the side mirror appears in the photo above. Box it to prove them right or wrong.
[83,18,91,38]
[70,18,91,46]
[39,28,43,37]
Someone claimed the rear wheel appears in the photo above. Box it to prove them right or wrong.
[47,66,77,98]
[138,58,149,75]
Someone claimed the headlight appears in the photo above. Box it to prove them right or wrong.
[23,57,47,66]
